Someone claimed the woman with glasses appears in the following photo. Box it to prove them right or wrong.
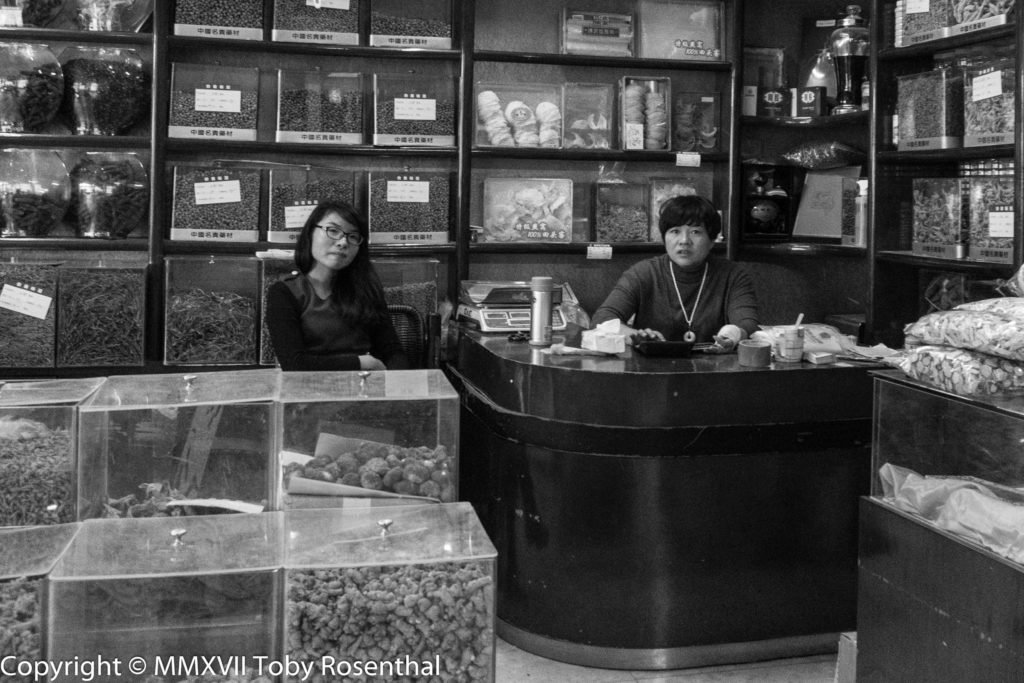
[591,195,759,352]
[265,200,408,370]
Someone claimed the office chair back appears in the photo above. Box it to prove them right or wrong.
[387,303,427,369]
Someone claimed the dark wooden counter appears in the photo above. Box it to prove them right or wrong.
[448,326,877,669]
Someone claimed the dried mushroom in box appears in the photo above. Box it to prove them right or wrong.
[475,83,562,148]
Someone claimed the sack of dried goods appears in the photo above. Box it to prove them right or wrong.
[887,345,1024,397]
[904,308,1024,361]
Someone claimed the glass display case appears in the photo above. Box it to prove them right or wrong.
[168,63,259,141]
[276,70,364,145]
[174,0,263,40]
[0,41,63,134]
[164,256,260,365]
[170,164,262,242]
[46,514,282,679]
[56,258,146,368]
[368,170,450,245]
[0,378,103,526]
[272,0,359,45]
[0,259,59,368]
[282,503,496,682]
[474,83,562,149]
[0,148,71,238]
[369,0,452,49]
[268,165,355,244]
[278,370,458,508]
[373,72,456,147]
[76,370,280,520]
[59,45,148,136]
[0,523,80,683]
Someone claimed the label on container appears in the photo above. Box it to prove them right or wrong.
[815,19,837,27]
[675,152,701,167]
[623,122,644,149]
[587,243,613,260]
[898,136,962,151]
[393,97,437,121]
[170,228,257,242]
[370,35,452,49]
[275,130,363,144]
[384,370,429,398]
[0,282,51,320]
[951,12,1010,35]
[307,0,349,8]
[971,70,1003,102]
[0,8,23,26]
[988,209,1014,238]
[168,125,257,141]
[373,134,454,147]
[271,29,359,44]
[285,202,317,229]
[195,88,242,113]
[194,178,242,205]
[386,179,430,203]
[905,0,929,12]
[174,24,263,40]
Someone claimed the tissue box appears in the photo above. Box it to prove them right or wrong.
[582,321,626,354]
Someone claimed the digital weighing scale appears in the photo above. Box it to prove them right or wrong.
[457,280,575,333]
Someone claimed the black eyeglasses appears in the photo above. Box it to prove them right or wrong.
[317,224,364,245]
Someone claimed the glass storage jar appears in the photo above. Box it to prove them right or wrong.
[68,151,148,238]
[74,0,152,32]
[0,148,70,237]
[0,0,70,28]
[0,42,62,134]
[60,45,148,135]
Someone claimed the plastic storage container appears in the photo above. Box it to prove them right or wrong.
[168,63,259,141]
[282,503,496,681]
[368,170,450,245]
[163,256,261,365]
[370,0,452,48]
[174,0,263,40]
[170,163,261,242]
[967,172,1014,263]
[76,369,280,519]
[276,70,363,144]
[0,379,103,525]
[619,76,671,150]
[902,0,953,44]
[47,514,283,676]
[0,41,62,134]
[0,148,71,238]
[0,259,59,368]
[74,0,152,31]
[278,369,458,507]
[272,0,359,45]
[562,82,613,149]
[373,72,456,146]
[67,151,148,238]
[964,58,1015,147]
[897,68,964,151]
[60,45,148,136]
[259,255,296,366]
[475,82,562,148]
[56,258,146,367]
[0,523,80,681]
[481,177,573,243]
[911,177,968,258]
[637,0,724,60]
[673,92,719,152]
[594,182,649,242]
[268,165,355,243]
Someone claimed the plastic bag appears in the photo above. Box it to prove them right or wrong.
[956,297,1024,319]
[781,141,865,169]
[996,262,1024,297]
[887,344,1024,396]
[904,309,1024,361]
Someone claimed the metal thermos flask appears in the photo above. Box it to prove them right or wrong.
[529,276,554,346]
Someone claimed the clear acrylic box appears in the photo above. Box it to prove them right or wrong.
[268,165,356,244]
[964,59,1015,147]
[911,177,968,258]
[370,0,452,49]
[282,503,496,681]
[368,170,451,245]
[56,258,146,368]
[47,514,283,676]
[619,76,671,150]
[673,92,720,152]
[170,164,262,242]
[76,369,280,520]
[474,82,563,148]
[1,523,79,676]
[562,82,613,149]
[272,0,359,45]
[163,256,261,365]
[594,183,649,243]
[168,63,259,141]
[0,259,59,368]
[373,72,456,146]
[967,174,1014,264]
[637,0,724,60]
[278,370,459,507]
[174,0,264,40]
[276,70,364,144]
[0,379,103,525]
[259,256,296,366]
[561,8,634,57]
[897,68,964,151]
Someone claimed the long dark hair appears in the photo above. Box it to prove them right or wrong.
[294,200,389,325]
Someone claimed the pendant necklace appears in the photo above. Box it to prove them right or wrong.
[670,261,708,343]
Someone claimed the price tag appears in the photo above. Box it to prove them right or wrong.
[972,71,1003,102]
[195,88,242,113]
[815,19,837,27]
[0,8,23,26]
[906,0,929,13]
[307,0,350,8]
[988,210,1014,238]
[0,282,52,320]
[194,179,242,205]
[676,152,701,167]
[285,203,316,228]
[385,370,429,397]
[393,97,437,121]
[387,180,430,202]
[587,243,613,260]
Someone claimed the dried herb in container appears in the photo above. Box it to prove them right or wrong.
[0,262,57,368]
[170,166,260,241]
[368,171,450,243]
[0,428,73,526]
[259,258,295,365]
[0,576,42,681]
[897,69,964,148]
[273,0,358,34]
[165,288,257,365]
[61,46,149,136]
[0,148,71,238]
[175,0,263,29]
[595,183,649,242]
[964,60,1015,145]
[0,42,63,134]
[68,152,149,238]
[57,265,145,367]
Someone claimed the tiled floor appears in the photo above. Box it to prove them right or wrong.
[495,637,837,683]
